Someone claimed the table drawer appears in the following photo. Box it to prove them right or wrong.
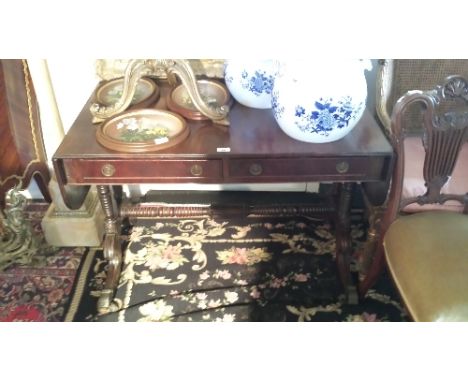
[227,157,389,182]
[63,159,223,183]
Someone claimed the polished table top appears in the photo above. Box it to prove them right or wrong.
[54,82,393,161]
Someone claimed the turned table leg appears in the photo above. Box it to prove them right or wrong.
[96,185,122,314]
[335,182,359,304]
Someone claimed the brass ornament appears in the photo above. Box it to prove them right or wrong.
[90,59,230,126]
[0,183,50,270]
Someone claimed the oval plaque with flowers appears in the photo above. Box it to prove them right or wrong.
[96,109,189,153]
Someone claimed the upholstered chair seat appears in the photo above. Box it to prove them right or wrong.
[384,211,468,321]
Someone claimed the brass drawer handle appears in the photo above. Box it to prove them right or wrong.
[249,163,263,176]
[336,161,349,174]
[101,163,116,177]
[190,164,203,176]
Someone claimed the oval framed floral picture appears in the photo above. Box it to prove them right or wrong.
[95,77,160,109]
[166,79,231,120]
[96,109,189,153]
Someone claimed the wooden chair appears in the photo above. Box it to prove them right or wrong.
[358,60,468,296]
[374,75,468,321]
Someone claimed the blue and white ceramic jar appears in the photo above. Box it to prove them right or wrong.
[272,60,371,143]
[224,60,277,109]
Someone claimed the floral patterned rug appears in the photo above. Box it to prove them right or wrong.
[0,206,90,322]
[69,215,408,322]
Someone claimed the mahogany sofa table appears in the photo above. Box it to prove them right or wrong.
[53,83,394,314]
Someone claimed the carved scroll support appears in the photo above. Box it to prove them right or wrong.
[335,182,358,304]
[96,185,122,315]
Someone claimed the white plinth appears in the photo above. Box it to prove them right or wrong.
[41,189,104,247]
